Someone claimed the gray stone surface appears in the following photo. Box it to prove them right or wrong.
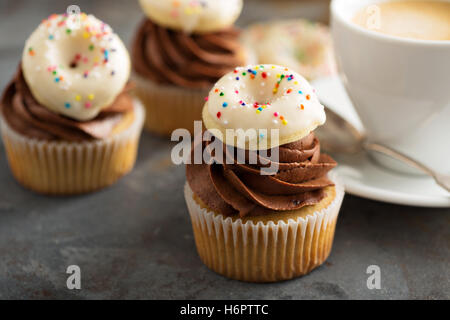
[0,0,449,300]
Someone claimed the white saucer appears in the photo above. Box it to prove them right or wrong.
[332,152,450,207]
[312,76,450,208]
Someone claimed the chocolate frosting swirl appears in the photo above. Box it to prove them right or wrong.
[0,67,134,142]
[186,132,337,217]
[132,18,246,89]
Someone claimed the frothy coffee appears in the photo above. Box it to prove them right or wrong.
[353,1,450,41]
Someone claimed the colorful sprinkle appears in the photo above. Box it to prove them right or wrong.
[64,102,71,109]
[216,112,221,119]
[273,74,285,94]
[222,102,228,107]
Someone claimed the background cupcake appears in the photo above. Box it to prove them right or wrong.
[185,65,344,282]
[132,0,251,136]
[242,19,336,80]
[0,13,144,195]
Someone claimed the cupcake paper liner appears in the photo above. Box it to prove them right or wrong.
[184,172,344,282]
[132,74,208,136]
[0,99,145,195]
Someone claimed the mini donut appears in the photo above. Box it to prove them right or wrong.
[242,20,336,80]
[138,0,243,34]
[203,64,326,150]
[22,13,130,121]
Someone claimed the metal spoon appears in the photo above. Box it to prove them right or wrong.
[315,104,450,193]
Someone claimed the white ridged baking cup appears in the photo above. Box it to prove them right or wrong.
[132,73,209,136]
[0,99,145,195]
[184,171,345,282]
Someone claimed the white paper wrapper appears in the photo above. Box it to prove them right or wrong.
[132,74,208,136]
[184,172,344,282]
[0,99,145,195]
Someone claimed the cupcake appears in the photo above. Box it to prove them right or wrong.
[132,0,250,136]
[185,64,344,282]
[0,13,145,195]
[242,20,336,80]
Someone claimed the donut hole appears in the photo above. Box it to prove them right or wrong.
[55,36,104,73]
[69,60,78,69]
[241,76,288,106]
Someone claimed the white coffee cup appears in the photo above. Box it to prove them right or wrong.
[331,0,450,175]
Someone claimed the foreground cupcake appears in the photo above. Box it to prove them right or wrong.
[0,13,144,195]
[132,0,249,135]
[185,65,344,282]
[242,20,336,80]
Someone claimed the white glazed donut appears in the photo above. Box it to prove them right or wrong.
[138,0,243,33]
[242,20,336,80]
[202,64,326,150]
[22,13,130,121]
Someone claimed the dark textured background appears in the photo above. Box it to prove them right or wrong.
[0,0,448,299]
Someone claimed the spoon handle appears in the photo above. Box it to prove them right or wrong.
[364,142,450,193]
